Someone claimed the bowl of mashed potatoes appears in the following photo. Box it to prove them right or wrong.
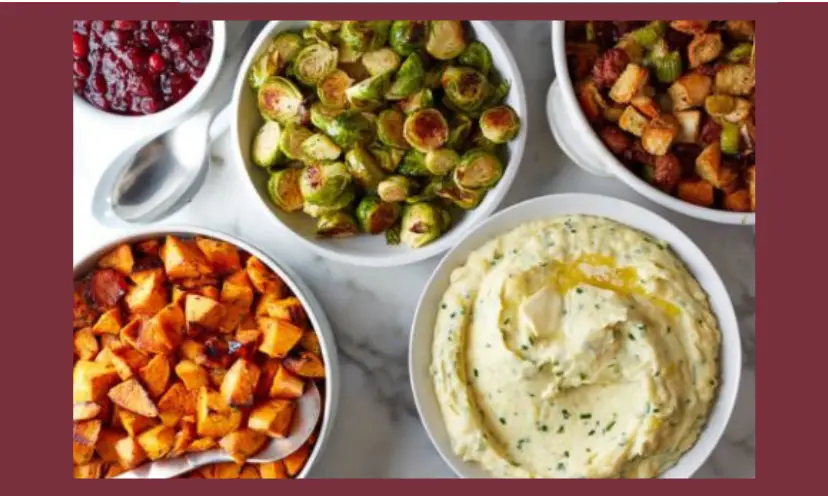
[409,193,741,478]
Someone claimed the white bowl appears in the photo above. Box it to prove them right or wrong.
[409,193,742,478]
[231,21,528,268]
[547,21,755,226]
[73,21,228,136]
[73,225,340,478]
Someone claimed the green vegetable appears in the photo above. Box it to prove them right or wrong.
[385,222,402,245]
[398,88,434,115]
[248,51,278,90]
[720,122,741,155]
[299,162,351,205]
[356,196,402,234]
[403,108,449,152]
[479,105,521,144]
[655,51,682,83]
[436,179,485,209]
[425,148,459,175]
[454,149,503,189]
[457,41,493,74]
[267,168,304,212]
[397,150,430,177]
[257,77,306,125]
[361,47,401,76]
[400,202,444,248]
[385,53,425,101]
[252,121,284,168]
[326,111,376,149]
[317,69,353,109]
[377,108,410,149]
[340,21,391,52]
[346,72,390,110]
[345,146,387,191]
[377,175,418,203]
[389,21,428,56]
[303,184,356,218]
[292,42,338,86]
[316,211,359,238]
[446,114,473,150]
[301,133,342,162]
[369,145,402,172]
[279,124,314,161]
[442,66,489,112]
[726,43,753,63]
[309,21,342,34]
[268,32,304,69]
[630,21,666,48]
[426,21,467,60]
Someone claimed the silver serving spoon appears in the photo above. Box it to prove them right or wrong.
[115,381,322,479]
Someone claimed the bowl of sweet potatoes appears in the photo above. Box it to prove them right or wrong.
[72,226,339,479]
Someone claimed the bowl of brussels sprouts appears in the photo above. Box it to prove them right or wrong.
[230,21,527,267]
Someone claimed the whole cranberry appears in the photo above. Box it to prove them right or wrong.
[73,59,91,79]
[187,47,208,69]
[112,20,139,31]
[91,74,107,93]
[151,21,172,37]
[72,33,89,58]
[73,77,85,93]
[102,30,129,49]
[189,66,205,81]
[148,53,166,74]
[126,73,154,97]
[120,47,148,72]
[137,29,160,49]
[167,34,190,55]
[172,53,190,73]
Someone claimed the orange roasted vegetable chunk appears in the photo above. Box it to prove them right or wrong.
[218,429,267,463]
[98,243,135,275]
[246,256,286,296]
[258,317,303,358]
[73,419,102,465]
[196,236,241,275]
[73,360,118,403]
[220,358,261,408]
[108,378,159,418]
[161,235,214,280]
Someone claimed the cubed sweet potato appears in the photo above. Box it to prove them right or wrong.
[171,419,196,456]
[239,466,260,478]
[114,436,147,469]
[130,267,165,286]
[73,419,102,465]
[299,332,322,357]
[100,334,125,351]
[105,463,128,478]
[119,318,142,350]
[214,462,244,479]
[109,347,150,381]
[162,235,214,280]
[137,424,176,460]
[74,460,104,479]
[196,387,242,438]
[248,399,295,438]
[724,189,752,212]
[139,355,171,398]
[641,114,680,156]
[236,328,262,349]
[678,179,715,207]
[175,360,209,391]
[96,429,126,463]
[220,270,254,308]
[158,382,198,418]
[74,328,100,360]
[180,339,207,365]
[74,281,99,329]
[73,401,103,421]
[108,378,159,418]
[219,304,250,334]
[219,429,268,464]
[119,408,157,437]
[185,294,227,330]
[125,270,168,316]
[283,442,311,477]
[98,243,135,275]
[609,63,649,104]
[269,365,305,399]
[195,465,214,478]
[187,437,217,453]
[196,236,242,275]
[256,296,307,326]
[246,257,286,296]
[136,304,184,355]
[695,143,738,189]
[221,358,261,408]
[668,72,712,111]
[73,360,119,403]
[257,360,281,399]
[258,318,304,358]
[209,368,227,389]
[259,461,288,479]
[92,307,123,335]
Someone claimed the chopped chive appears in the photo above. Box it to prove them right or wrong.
[499,417,506,425]
[557,425,565,434]
[580,413,592,420]
[473,369,479,378]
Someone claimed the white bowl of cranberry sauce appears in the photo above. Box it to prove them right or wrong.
[72,21,227,124]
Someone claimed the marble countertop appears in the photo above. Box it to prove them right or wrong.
[73,21,754,478]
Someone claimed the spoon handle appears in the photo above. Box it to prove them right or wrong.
[114,449,232,479]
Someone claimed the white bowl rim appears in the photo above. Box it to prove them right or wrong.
[230,20,529,268]
[72,223,340,479]
[72,21,228,128]
[549,21,755,227]
[409,192,743,479]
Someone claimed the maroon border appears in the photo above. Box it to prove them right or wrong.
[32,0,824,487]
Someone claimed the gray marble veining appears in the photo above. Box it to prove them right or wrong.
[73,21,755,479]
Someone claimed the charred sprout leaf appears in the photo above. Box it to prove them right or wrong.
[426,21,467,60]
[301,133,342,162]
[299,162,352,205]
[268,32,304,69]
[437,205,453,232]
[482,71,510,108]
[425,148,460,175]
[389,21,428,57]
[405,176,443,203]
[356,196,402,234]
[401,202,443,248]
[346,73,391,110]
[378,175,418,203]
[423,63,446,89]
[479,105,521,143]
[403,108,449,152]
[309,21,342,34]
[249,51,279,90]
[397,150,431,177]
[466,126,498,153]
[385,222,402,245]
[316,212,359,238]
[442,66,489,112]
[279,123,314,161]
[399,88,434,115]
[317,69,353,109]
[362,47,402,76]
[340,21,391,52]
[377,108,411,149]
[386,53,425,101]
[345,146,387,191]
[454,149,504,189]
[457,41,493,74]
[292,42,338,86]
[252,121,284,168]
[303,184,356,217]
[446,114,473,150]
[437,178,486,209]
[309,102,344,134]
[326,111,376,149]
[267,168,304,212]
[258,77,306,125]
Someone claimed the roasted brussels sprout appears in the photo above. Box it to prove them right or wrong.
[327,111,376,149]
[339,60,371,81]
[279,123,314,161]
[426,21,467,60]
[400,202,444,248]
[249,51,278,89]
[292,42,339,86]
[309,102,343,132]
[362,47,402,76]
[403,108,449,152]
[346,73,391,109]
[457,41,493,74]
[454,149,503,189]
[376,108,410,149]
[437,179,485,209]
[377,175,418,203]
[301,133,342,162]
[303,184,356,217]
[302,26,333,44]
[398,88,434,115]
[425,148,459,175]
[479,105,521,143]
[385,222,402,245]
[423,63,446,89]
[356,196,402,234]
[268,32,304,69]
[317,69,353,109]
[397,150,431,177]
[316,212,359,238]
[446,114,473,150]
[466,126,498,153]
[309,21,342,34]
[385,53,425,101]
[267,168,304,212]
[252,121,284,168]
[258,77,306,125]
[389,21,428,56]
[345,146,387,191]
[299,162,352,205]
[442,66,489,112]
[405,176,444,203]
[369,145,405,173]
[483,72,511,107]
[340,21,391,52]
